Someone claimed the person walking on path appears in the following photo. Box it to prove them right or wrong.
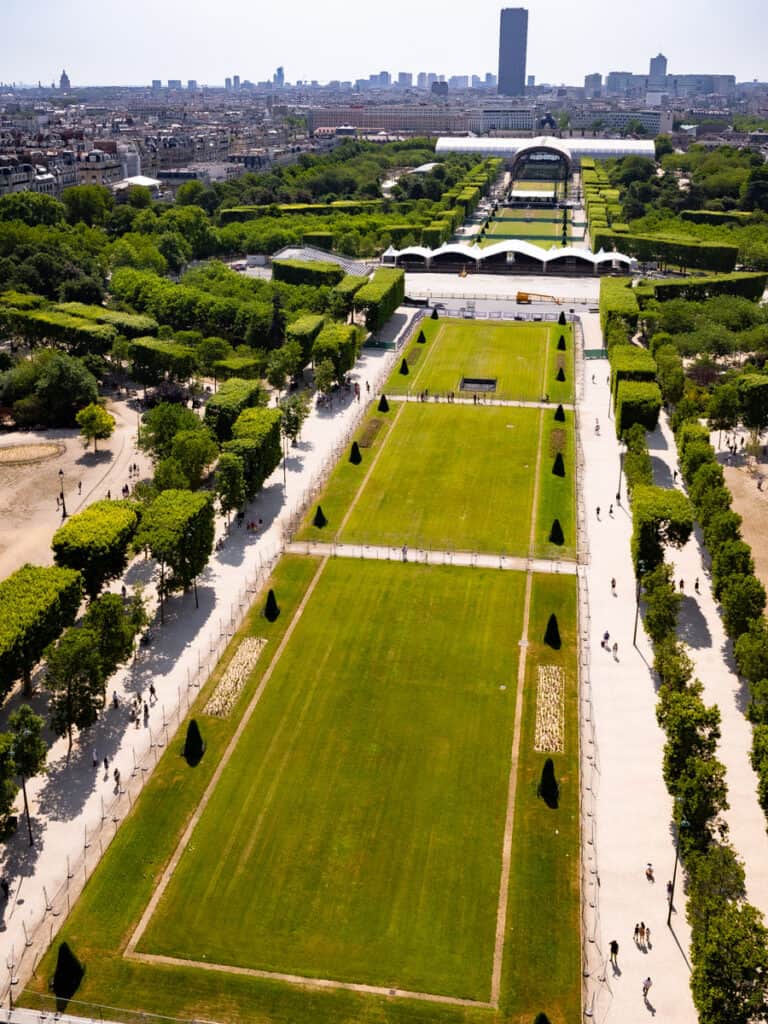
[609,939,619,966]
[645,923,651,945]
[642,977,652,999]
[633,923,640,944]
[666,879,673,902]
[596,506,601,520]
[639,922,646,944]
[0,878,9,901]
[92,750,98,768]
[679,578,685,592]
[103,756,109,773]
[611,577,617,596]
[612,642,619,661]
[694,577,700,594]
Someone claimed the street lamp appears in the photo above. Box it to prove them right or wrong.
[58,469,67,520]
[633,559,646,647]
[616,440,625,504]
[667,808,689,927]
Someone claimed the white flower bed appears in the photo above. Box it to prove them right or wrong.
[204,637,266,718]
[534,665,565,753]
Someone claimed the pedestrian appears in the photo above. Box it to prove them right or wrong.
[78,481,82,494]
[639,921,646,944]
[595,418,600,435]
[645,924,651,945]
[143,701,149,719]
[602,630,610,649]
[673,469,678,482]
[596,506,601,520]
[646,863,654,881]
[92,750,98,768]
[149,682,157,703]
[679,578,685,592]
[402,543,408,562]
[633,922,640,944]
[611,577,616,595]
[103,756,109,773]
[0,878,9,901]
[113,767,120,789]
[694,577,700,594]
[106,489,111,500]
[642,977,652,999]
[612,641,618,660]
[112,690,119,710]
[366,380,370,393]
[121,584,127,599]
[591,373,596,384]
[609,938,619,965]
[609,503,614,517]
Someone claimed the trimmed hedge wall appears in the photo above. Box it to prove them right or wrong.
[645,272,768,304]
[204,377,267,442]
[354,268,405,332]
[599,277,640,335]
[592,229,738,273]
[272,259,344,287]
[616,380,662,437]
[611,347,658,402]
[286,313,326,363]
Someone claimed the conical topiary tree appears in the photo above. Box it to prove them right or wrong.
[52,942,85,1008]
[350,441,362,464]
[183,718,205,766]
[557,335,566,351]
[554,403,565,422]
[264,587,280,622]
[417,330,426,343]
[399,358,409,375]
[313,504,328,528]
[534,1015,553,1024]
[378,394,389,412]
[538,758,559,809]
[431,308,439,320]
[549,519,564,545]
[556,366,566,382]
[544,613,561,649]
[558,311,566,325]
[552,452,565,477]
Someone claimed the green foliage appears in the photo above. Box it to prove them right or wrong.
[654,345,685,404]
[46,626,106,756]
[272,259,344,287]
[1,350,99,427]
[140,402,203,460]
[83,592,145,674]
[354,268,406,332]
[131,336,196,385]
[654,637,695,691]
[62,185,113,227]
[0,734,18,835]
[720,575,767,639]
[313,322,362,384]
[204,378,267,443]
[657,684,721,791]
[594,229,738,272]
[647,272,767,303]
[76,403,115,452]
[264,588,280,622]
[0,564,83,697]
[314,358,336,396]
[737,373,768,434]
[183,719,205,766]
[623,423,654,496]
[734,618,768,687]
[610,346,657,400]
[52,501,138,600]
[170,429,218,488]
[599,276,640,335]
[54,301,158,338]
[223,407,283,500]
[616,380,662,436]
[215,452,246,520]
[708,384,740,436]
[642,562,682,644]
[286,313,326,363]
[631,486,693,574]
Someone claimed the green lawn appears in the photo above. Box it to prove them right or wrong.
[501,573,581,1023]
[139,559,526,1001]
[383,318,574,404]
[535,406,577,560]
[337,404,538,554]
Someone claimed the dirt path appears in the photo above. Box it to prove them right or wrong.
[723,465,768,588]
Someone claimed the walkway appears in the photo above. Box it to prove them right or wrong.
[579,338,696,1022]
[0,311,421,1004]
[286,540,577,576]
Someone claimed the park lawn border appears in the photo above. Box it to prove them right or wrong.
[535,411,577,560]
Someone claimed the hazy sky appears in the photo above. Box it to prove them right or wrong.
[1,0,766,87]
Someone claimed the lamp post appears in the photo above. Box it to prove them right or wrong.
[616,440,625,504]
[58,468,67,520]
[633,559,646,647]
[667,810,689,927]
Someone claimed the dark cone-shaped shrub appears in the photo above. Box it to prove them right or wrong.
[417,330,426,344]
[264,587,280,622]
[183,718,205,766]
[52,942,85,1008]
[349,441,362,465]
[552,452,565,477]
[399,358,409,375]
[557,335,566,351]
[378,394,389,413]
[558,311,566,325]
[538,758,559,808]
[431,308,439,320]
[313,504,328,528]
[544,613,561,649]
[556,366,566,382]
[549,518,565,545]
[534,1015,553,1024]
[554,403,565,422]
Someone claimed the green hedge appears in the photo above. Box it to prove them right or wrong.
[301,232,334,251]
[52,500,138,599]
[631,485,693,574]
[55,302,159,338]
[611,346,657,401]
[680,209,755,226]
[211,355,263,381]
[130,337,197,382]
[6,308,116,353]
[204,378,267,442]
[271,259,343,287]
[592,229,738,273]
[616,380,662,437]
[353,268,405,332]
[648,272,768,303]
[600,277,640,335]
[286,314,326,363]
[223,407,283,499]
[312,322,362,381]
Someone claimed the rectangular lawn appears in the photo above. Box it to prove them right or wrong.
[139,559,526,1002]
[384,319,573,404]
[339,403,539,554]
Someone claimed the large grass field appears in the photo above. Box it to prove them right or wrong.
[139,559,526,1000]
[383,318,574,404]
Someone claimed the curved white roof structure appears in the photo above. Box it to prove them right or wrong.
[382,239,632,270]
[435,135,656,162]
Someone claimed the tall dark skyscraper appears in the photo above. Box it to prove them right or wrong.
[498,7,528,96]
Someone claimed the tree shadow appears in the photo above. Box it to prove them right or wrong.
[75,449,114,468]
[677,596,712,650]
[646,427,669,452]
[720,636,751,715]
[650,455,674,488]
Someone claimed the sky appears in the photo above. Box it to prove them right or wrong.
[0,0,766,88]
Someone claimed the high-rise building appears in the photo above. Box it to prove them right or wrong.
[584,72,602,97]
[397,72,412,88]
[498,8,528,96]
[151,79,162,92]
[485,72,497,87]
[274,66,285,87]
[649,53,668,84]
[225,77,232,91]
[379,71,391,86]
[167,79,182,90]
[59,69,71,91]
[417,72,427,89]
[527,74,535,88]
[187,80,198,91]
[233,75,240,91]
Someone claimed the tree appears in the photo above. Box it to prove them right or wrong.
[720,575,767,639]
[46,628,105,759]
[280,392,310,445]
[0,734,19,838]
[642,562,682,643]
[170,428,218,488]
[264,588,280,622]
[657,685,721,790]
[713,540,754,601]
[134,490,215,619]
[735,617,768,686]
[215,452,246,522]
[655,134,674,159]
[83,592,145,673]
[183,719,205,766]
[61,185,113,227]
[707,384,740,443]
[139,402,203,461]
[737,374,768,440]
[34,353,99,427]
[691,901,768,1024]
[197,336,233,377]
[74,402,115,453]
[52,501,138,600]
[676,756,729,851]
[314,358,335,396]
[8,704,47,846]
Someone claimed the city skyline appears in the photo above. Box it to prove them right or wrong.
[0,0,765,88]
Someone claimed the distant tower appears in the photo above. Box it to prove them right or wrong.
[649,53,668,85]
[498,8,528,96]
[59,69,71,91]
[274,66,285,88]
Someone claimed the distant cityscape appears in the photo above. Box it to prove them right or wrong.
[1,5,766,200]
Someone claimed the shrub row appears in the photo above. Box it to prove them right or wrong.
[271,259,344,288]
[203,377,267,443]
[354,268,405,332]
[592,229,739,273]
